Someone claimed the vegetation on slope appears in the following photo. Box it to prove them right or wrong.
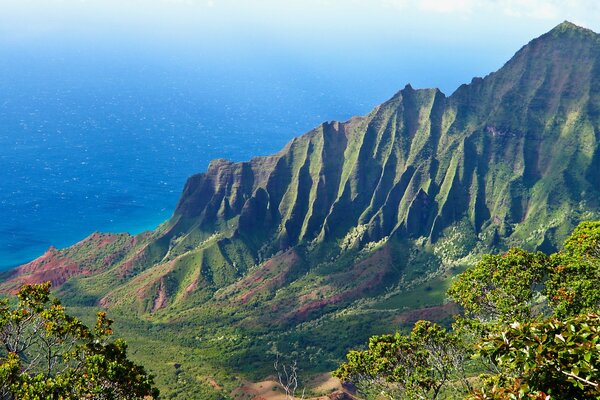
[336,221,600,399]
[1,21,600,398]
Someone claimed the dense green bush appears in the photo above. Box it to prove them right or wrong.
[0,282,159,399]
[472,313,599,399]
[334,320,471,399]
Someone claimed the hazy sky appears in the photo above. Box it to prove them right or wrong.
[1,0,599,94]
[2,1,599,40]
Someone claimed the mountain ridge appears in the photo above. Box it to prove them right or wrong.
[5,21,600,305]
[1,21,600,397]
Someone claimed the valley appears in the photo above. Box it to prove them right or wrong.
[2,21,600,399]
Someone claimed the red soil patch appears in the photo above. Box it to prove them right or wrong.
[232,374,356,400]
[115,243,152,278]
[153,278,168,311]
[185,278,199,295]
[229,249,301,304]
[0,233,131,294]
[280,245,394,322]
[205,377,222,390]
[100,256,178,309]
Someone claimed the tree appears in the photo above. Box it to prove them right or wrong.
[274,355,305,400]
[334,321,470,399]
[0,282,159,399]
[471,313,599,400]
[448,223,600,323]
[546,221,600,318]
[447,248,549,323]
[450,221,600,399]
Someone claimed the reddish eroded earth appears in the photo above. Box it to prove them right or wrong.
[211,245,397,326]
[98,257,178,309]
[218,248,302,304]
[1,246,80,292]
[0,232,134,293]
[278,245,395,322]
[231,373,357,400]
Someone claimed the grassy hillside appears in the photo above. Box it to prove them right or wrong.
[2,21,600,399]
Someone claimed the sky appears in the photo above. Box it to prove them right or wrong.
[1,0,600,96]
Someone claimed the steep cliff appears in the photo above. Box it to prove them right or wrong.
[3,20,600,330]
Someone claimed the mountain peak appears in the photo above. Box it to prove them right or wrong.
[547,20,597,38]
[555,20,582,30]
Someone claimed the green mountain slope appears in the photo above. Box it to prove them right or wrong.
[160,21,600,269]
[2,21,600,398]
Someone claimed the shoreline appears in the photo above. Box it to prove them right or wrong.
[0,212,170,272]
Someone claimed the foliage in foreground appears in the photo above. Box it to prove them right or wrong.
[334,320,471,399]
[336,221,600,399]
[0,282,159,399]
[472,313,599,399]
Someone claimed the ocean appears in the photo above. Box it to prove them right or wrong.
[0,45,396,269]
[0,34,513,270]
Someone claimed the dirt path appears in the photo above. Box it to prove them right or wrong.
[231,373,356,400]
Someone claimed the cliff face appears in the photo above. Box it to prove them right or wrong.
[163,21,600,257]
[3,22,600,319]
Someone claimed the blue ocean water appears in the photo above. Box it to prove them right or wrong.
[0,35,516,270]
[0,46,383,269]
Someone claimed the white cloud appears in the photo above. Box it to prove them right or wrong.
[381,0,409,9]
[378,0,600,23]
[419,0,477,14]
[498,0,560,19]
